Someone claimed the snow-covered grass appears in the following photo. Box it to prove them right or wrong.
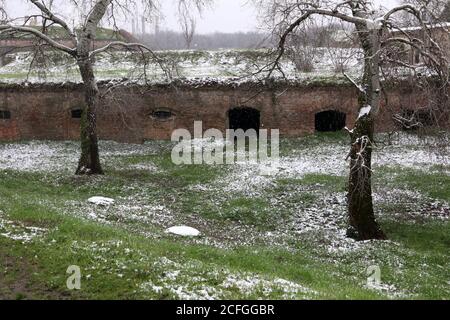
[0,49,362,85]
[0,210,48,243]
[0,132,448,300]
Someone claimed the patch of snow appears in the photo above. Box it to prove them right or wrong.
[0,135,448,253]
[358,105,372,119]
[222,274,315,299]
[139,256,315,300]
[394,22,450,32]
[0,211,48,243]
[0,49,363,85]
[0,141,78,172]
[292,194,347,236]
[128,163,159,172]
[0,140,167,173]
[374,147,449,171]
[166,226,201,237]
[88,196,115,206]
[366,282,409,299]
[63,197,176,230]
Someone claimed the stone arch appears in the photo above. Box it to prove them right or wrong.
[315,110,347,132]
[0,108,18,141]
[64,105,85,140]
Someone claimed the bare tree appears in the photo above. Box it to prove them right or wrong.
[285,22,358,73]
[285,22,321,73]
[400,0,450,23]
[440,1,450,21]
[0,0,6,22]
[180,11,196,49]
[0,0,210,175]
[256,0,448,240]
[141,31,271,50]
[177,0,211,49]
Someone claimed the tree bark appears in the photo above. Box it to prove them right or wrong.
[347,115,386,241]
[74,0,111,175]
[346,13,386,241]
[75,56,103,175]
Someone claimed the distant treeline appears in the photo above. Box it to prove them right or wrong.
[139,31,274,51]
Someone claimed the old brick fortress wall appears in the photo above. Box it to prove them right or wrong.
[0,81,433,143]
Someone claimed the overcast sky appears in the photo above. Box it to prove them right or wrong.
[5,0,400,34]
[161,0,399,33]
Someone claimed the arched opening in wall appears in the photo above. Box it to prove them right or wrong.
[315,110,346,132]
[71,109,83,119]
[228,107,260,132]
[151,110,174,121]
[0,110,11,120]
[147,110,176,140]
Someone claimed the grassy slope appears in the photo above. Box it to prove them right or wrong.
[0,134,449,300]
[0,49,352,86]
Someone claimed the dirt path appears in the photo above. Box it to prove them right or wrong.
[0,244,69,300]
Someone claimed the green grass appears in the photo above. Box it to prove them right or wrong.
[279,132,348,156]
[277,174,347,191]
[0,205,388,300]
[380,221,450,299]
[394,170,449,201]
[1,199,447,299]
[376,166,450,201]
[0,137,449,300]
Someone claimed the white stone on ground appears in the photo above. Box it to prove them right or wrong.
[88,197,115,206]
[166,226,201,237]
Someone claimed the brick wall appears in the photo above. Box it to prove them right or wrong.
[0,82,441,143]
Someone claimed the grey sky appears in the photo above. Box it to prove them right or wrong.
[5,0,400,34]
[159,1,259,33]
[165,0,399,33]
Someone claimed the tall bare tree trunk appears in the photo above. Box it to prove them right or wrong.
[347,113,385,240]
[73,0,110,175]
[346,17,386,241]
[76,56,103,175]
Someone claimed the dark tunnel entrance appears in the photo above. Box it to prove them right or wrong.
[229,107,261,132]
[315,110,347,132]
